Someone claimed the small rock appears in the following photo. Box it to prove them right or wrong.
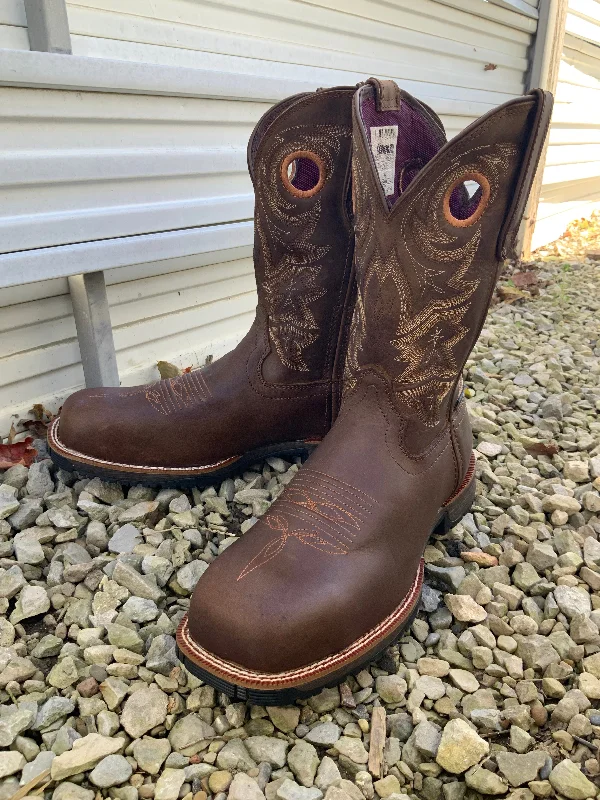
[0,751,26,778]
[305,722,341,747]
[89,755,132,788]
[436,718,489,774]
[373,775,401,798]
[496,752,547,787]
[276,780,321,800]
[553,586,591,618]
[108,524,142,554]
[9,585,50,623]
[245,736,288,768]
[120,685,169,738]
[375,675,407,703]
[154,768,186,800]
[549,759,597,800]
[176,561,209,592]
[333,736,368,764]
[229,773,266,800]
[444,594,487,623]
[50,733,122,781]
[465,766,508,795]
[132,737,171,775]
[266,706,301,734]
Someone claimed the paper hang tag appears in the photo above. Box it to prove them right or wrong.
[370,125,398,197]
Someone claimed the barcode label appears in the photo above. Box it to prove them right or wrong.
[370,125,398,196]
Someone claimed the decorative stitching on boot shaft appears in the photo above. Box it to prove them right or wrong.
[255,124,351,372]
[346,134,517,428]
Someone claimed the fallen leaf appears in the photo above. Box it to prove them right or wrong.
[0,438,37,469]
[182,366,193,373]
[497,285,528,304]
[484,63,497,71]
[19,419,50,439]
[524,441,559,456]
[157,360,181,379]
[512,271,538,288]
[30,403,52,421]
[7,423,17,445]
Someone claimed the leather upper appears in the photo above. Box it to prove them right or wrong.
[57,87,356,468]
[187,82,553,674]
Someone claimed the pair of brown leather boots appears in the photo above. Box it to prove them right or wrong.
[50,79,552,703]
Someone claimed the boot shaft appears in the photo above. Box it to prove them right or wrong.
[346,80,552,440]
[248,88,356,392]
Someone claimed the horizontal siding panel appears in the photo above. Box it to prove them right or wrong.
[534,2,600,250]
[0,0,27,49]
[0,23,29,50]
[545,142,600,164]
[0,85,258,252]
[67,0,531,59]
[0,1,27,26]
[567,0,600,44]
[71,35,526,102]
[487,0,538,17]
[543,160,600,183]
[0,258,254,359]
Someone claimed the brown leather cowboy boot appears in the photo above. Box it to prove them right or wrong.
[49,87,358,486]
[177,80,553,703]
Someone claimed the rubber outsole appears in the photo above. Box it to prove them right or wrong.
[48,421,319,488]
[176,459,476,704]
[176,601,421,705]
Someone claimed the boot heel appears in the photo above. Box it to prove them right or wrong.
[435,452,476,535]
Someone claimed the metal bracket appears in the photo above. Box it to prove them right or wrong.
[24,0,120,387]
[68,272,120,388]
[24,0,72,54]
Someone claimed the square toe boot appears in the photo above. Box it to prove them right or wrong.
[49,87,357,486]
[177,80,553,704]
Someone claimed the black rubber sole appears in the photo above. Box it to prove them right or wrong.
[48,439,318,489]
[176,600,421,705]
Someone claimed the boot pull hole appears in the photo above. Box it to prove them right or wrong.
[281,150,325,198]
[443,171,490,228]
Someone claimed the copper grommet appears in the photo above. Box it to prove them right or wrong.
[281,150,326,198]
[443,170,491,228]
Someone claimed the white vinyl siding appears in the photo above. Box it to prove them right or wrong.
[0,0,29,50]
[532,0,600,249]
[1,0,536,431]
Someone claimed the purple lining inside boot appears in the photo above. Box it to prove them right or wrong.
[360,93,483,218]
[289,157,321,192]
[360,95,442,207]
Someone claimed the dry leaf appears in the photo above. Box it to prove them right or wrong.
[19,419,51,438]
[0,437,37,469]
[30,403,52,421]
[512,271,538,288]
[17,404,58,441]
[157,361,181,379]
[524,441,559,456]
[497,285,528,304]
[7,423,17,445]
[484,63,497,71]
[182,366,193,373]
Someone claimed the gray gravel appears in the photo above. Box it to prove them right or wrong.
[0,254,600,800]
